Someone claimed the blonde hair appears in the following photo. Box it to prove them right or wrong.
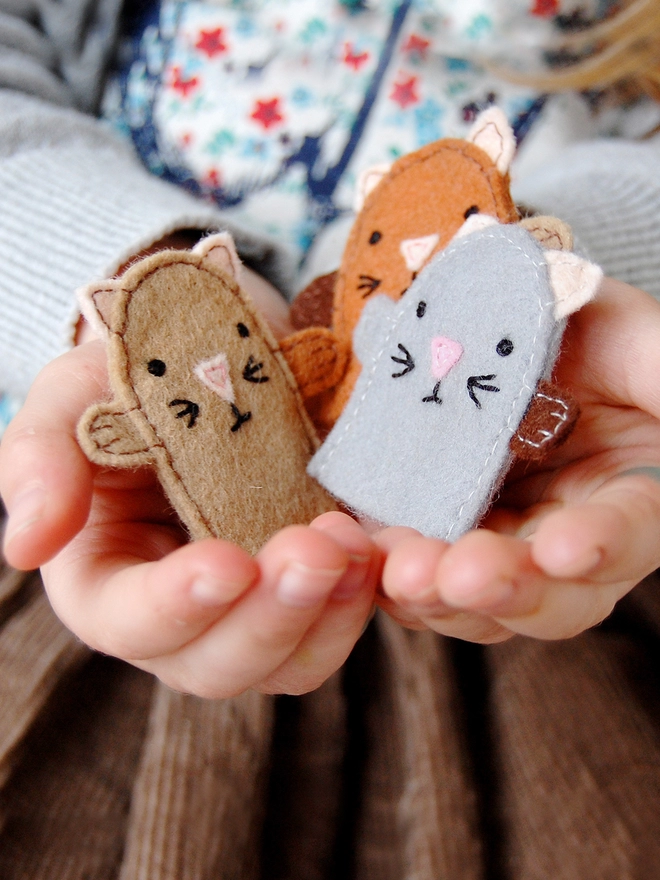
[495,0,660,99]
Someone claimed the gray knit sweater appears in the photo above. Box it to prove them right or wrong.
[0,0,659,399]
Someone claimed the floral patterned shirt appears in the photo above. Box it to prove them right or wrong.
[0,0,626,436]
[104,0,616,264]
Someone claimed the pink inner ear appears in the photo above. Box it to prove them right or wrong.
[400,234,440,273]
[89,286,119,333]
[194,352,235,402]
[203,245,235,276]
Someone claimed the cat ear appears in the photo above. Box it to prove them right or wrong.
[545,250,603,320]
[467,107,516,175]
[76,279,123,338]
[520,215,574,251]
[194,232,243,282]
[452,213,498,241]
[354,163,393,213]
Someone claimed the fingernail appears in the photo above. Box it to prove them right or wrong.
[190,574,247,606]
[4,485,46,546]
[331,553,372,600]
[277,562,345,608]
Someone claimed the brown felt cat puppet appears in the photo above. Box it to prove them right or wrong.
[282,107,578,454]
[77,234,336,554]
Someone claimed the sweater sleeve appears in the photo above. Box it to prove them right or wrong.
[0,4,290,400]
[0,89,240,398]
[511,138,660,301]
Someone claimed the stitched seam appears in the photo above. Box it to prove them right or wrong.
[318,229,552,538]
[116,258,284,536]
[514,392,569,448]
[335,144,512,340]
[447,236,551,538]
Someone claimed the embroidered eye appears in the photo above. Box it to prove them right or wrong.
[237,322,250,338]
[369,230,382,245]
[148,359,167,377]
[496,338,514,357]
[416,301,427,318]
[464,205,479,219]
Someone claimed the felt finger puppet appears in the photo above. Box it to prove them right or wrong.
[282,107,520,436]
[307,218,602,541]
[77,234,337,554]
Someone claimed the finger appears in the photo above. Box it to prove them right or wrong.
[0,342,108,569]
[531,473,660,584]
[433,529,623,640]
[141,525,352,698]
[381,533,452,607]
[377,532,511,642]
[560,278,660,417]
[257,512,380,694]
[43,536,259,660]
[370,526,442,628]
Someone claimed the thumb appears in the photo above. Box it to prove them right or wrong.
[0,341,108,569]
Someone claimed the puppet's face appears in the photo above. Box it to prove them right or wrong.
[333,138,518,347]
[123,261,283,444]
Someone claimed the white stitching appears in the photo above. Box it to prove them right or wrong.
[514,392,569,448]
[316,228,554,539]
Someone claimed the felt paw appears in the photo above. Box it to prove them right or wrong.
[290,271,337,330]
[510,379,580,461]
[308,220,601,541]
[79,402,153,464]
[77,234,336,553]
[279,328,350,401]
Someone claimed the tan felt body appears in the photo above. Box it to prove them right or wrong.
[78,244,336,554]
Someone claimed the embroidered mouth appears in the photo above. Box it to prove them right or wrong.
[230,403,252,432]
[422,382,442,404]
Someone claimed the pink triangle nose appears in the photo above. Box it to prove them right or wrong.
[400,233,440,272]
[431,336,463,380]
[194,352,235,402]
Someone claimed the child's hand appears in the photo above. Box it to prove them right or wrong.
[377,277,660,643]
[0,263,380,698]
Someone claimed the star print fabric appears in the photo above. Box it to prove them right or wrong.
[104,0,618,264]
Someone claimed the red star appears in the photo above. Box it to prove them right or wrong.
[195,27,228,57]
[170,66,200,98]
[530,0,559,16]
[390,75,420,109]
[402,33,430,58]
[204,168,222,189]
[250,97,284,130]
[343,42,370,71]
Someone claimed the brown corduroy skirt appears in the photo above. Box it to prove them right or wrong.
[2,548,660,880]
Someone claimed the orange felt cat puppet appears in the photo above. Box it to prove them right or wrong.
[281,107,521,436]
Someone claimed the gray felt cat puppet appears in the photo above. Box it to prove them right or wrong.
[308,215,602,540]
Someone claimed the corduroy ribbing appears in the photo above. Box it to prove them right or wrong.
[484,590,660,880]
[118,684,274,880]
